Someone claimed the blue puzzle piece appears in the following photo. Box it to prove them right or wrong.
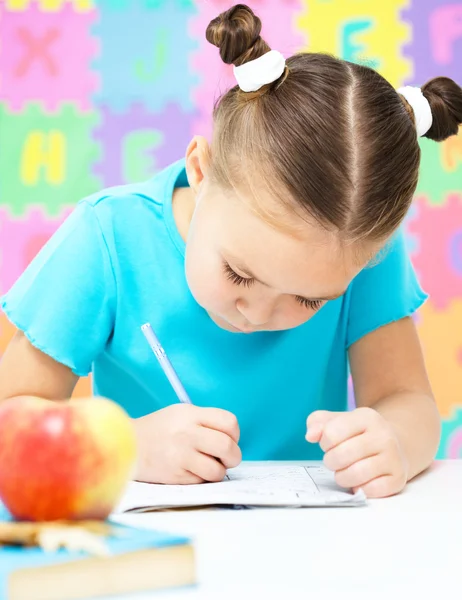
[93,2,199,113]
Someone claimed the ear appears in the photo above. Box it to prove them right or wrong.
[185,136,211,194]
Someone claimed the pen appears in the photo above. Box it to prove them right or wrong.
[141,323,193,404]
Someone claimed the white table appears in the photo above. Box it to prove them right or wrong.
[111,461,461,600]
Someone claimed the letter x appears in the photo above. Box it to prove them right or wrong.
[15,27,60,77]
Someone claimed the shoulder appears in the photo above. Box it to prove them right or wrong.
[82,181,163,216]
[345,228,427,347]
[349,229,412,292]
[78,159,185,234]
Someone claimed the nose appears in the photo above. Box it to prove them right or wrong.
[236,296,275,326]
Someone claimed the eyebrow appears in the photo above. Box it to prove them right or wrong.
[229,259,347,302]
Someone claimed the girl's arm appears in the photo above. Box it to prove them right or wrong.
[349,316,441,480]
[0,331,78,402]
[306,316,441,497]
[0,331,242,485]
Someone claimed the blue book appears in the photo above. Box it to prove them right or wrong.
[0,502,195,600]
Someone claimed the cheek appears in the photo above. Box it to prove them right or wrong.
[184,243,234,312]
[272,298,318,330]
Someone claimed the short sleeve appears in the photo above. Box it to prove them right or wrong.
[1,201,116,376]
[346,229,427,348]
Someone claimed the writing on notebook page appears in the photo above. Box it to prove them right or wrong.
[225,465,320,494]
[115,465,366,512]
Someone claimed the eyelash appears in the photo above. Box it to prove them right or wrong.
[295,297,324,312]
[223,261,255,288]
[223,261,324,311]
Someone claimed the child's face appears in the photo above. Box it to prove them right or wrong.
[184,177,379,334]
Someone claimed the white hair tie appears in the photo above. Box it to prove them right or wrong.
[397,86,433,137]
[233,50,286,93]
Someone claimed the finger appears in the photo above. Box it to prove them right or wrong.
[305,422,323,443]
[334,454,389,489]
[306,411,341,444]
[323,432,382,472]
[318,409,377,452]
[195,427,242,469]
[175,471,205,485]
[357,474,406,499]
[306,410,340,428]
[147,468,204,485]
[185,451,227,483]
[198,408,240,443]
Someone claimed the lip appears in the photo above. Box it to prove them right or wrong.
[213,314,256,334]
[227,322,256,334]
[237,325,256,334]
[227,322,247,333]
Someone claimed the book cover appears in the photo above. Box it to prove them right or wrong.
[0,501,195,600]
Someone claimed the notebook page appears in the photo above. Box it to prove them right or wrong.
[114,465,366,512]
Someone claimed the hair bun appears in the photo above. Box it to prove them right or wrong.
[206,3,270,67]
[421,76,462,141]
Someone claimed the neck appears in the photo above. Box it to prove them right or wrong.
[172,186,195,242]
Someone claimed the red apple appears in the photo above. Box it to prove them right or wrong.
[0,396,137,521]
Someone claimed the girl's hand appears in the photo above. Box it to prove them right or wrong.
[306,408,409,498]
[133,404,242,484]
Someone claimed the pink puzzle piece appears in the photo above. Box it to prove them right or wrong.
[430,4,462,65]
[0,4,99,112]
[408,194,462,310]
[448,428,462,458]
[0,206,72,295]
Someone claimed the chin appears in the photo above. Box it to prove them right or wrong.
[208,312,291,334]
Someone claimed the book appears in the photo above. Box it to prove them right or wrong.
[115,464,367,512]
[0,502,195,600]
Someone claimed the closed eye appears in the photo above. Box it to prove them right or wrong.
[223,261,255,288]
[224,261,326,311]
[295,297,325,312]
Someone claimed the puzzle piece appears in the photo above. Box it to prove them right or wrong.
[3,0,93,11]
[190,0,305,140]
[0,102,100,217]
[417,300,462,419]
[93,102,196,187]
[416,127,462,205]
[96,0,194,9]
[402,200,420,257]
[93,1,197,113]
[0,311,17,357]
[0,4,99,112]
[347,375,355,411]
[402,0,462,85]
[442,129,462,173]
[438,407,462,459]
[298,0,411,88]
[407,195,462,310]
[73,376,93,398]
[0,206,72,295]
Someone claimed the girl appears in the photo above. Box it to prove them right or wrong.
[1,5,461,497]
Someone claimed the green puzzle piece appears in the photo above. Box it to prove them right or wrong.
[0,103,101,217]
[416,136,462,206]
[123,130,163,184]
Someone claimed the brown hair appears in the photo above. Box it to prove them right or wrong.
[206,4,462,243]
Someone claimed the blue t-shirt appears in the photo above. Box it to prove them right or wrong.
[1,160,427,460]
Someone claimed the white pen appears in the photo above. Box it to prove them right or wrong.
[141,323,193,404]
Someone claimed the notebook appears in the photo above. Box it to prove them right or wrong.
[0,502,195,600]
[115,464,367,513]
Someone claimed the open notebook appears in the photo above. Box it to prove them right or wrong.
[115,464,366,512]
